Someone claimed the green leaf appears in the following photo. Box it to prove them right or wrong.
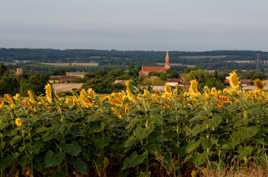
[138,171,151,177]
[122,151,148,170]
[191,124,207,136]
[185,140,200,154]
[238,146,254,158]
[230,126,259,147]
[10,135,22,146]
[71,159,88,174]
[63,142,82,156]
[125,126,154,148]
[192,152,207,165]
[134,126,154,141]
[94,137,110,150]
[44,150,65,168]
[207,116,222,129]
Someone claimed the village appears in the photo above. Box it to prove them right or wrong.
[38,52,268,93]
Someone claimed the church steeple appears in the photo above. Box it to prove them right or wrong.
[164,51,171,69]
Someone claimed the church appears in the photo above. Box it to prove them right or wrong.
[139,52,171,77]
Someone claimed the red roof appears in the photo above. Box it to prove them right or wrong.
[140,66,168,72]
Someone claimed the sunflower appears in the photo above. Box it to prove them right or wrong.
[210,87,219,97]
[14,93,21,101]
[65,96,78,106]
[45,83,53,104]
[188,80,201,97]
[254,79,264,91]
[0,98,4,108]
[79,89,93,108]
[143,89,150,97]
[4,94,16,109]
[125,80,136,102]
[87,88,96,99]
[109,92,125,106]
[162,84,173,100]
[27,90,36,104]
[15,118,23,127]
[226,71,240,90]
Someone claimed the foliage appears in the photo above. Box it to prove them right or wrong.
[0,76,19,95]
[0,71,268,177]
[181,68,225,89]
[83,66,139,93]
[19,74,49,95]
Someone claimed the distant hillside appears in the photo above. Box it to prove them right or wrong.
[0,48,266,61]
[0,48,267,70]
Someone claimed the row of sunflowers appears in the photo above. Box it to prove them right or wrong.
[0,71,268,177]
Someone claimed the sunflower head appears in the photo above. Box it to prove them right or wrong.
[4,94,16,109]
[0,98,4,109]
[87,88,96,99]
[210,87,218,97]
[15,118,23,127]
[188,80,200,97]
[79,89,93,108]
[27,90,36,104]
[143,89,150,97]
[14,93,21,101]
[254,79,264,90]
[45,83,53,104]
[226,71,240,90]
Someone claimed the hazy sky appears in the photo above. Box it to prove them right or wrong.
[1,0,268,50]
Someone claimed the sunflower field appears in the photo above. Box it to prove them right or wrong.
[0,71,268,177]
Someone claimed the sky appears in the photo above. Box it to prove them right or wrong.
[0,0,268,51]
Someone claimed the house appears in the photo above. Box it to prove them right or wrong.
[16,68,23,76]
[49,75,82,84]
[49,72,88,84]
[139,52,171,77]
[114,80,126,85]
[165,79,182,87]
[52,83,83,93]
[65,72,87,79]
[208,70,216,74]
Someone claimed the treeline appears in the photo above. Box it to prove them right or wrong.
[0,48,266,62]
[0,64,49,95]
[0,48,265,59]
[1,48,267,70]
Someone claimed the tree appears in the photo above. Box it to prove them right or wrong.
[0,64,8,75]
[0,76,19,95]
[19,73,49,95]
[181,68,224,89]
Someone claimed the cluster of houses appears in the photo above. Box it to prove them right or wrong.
[49,72,87,83]
[48,72,86,93]
[116,52,268,91]
[14,52,266,93]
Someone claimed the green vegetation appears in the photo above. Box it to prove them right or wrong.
[1,49,268,71]
[0,75,268,177]
[181,68,225,89]
[0,64,49,95]
[83,66,139,93]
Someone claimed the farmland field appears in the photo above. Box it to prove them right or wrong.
[52,83,84,93]
[1,71,268,177]
[41,62,99,67]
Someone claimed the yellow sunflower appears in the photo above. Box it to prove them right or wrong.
[15,118,23,127]
[45,83,53,104]
[0,98,4,108]
[188,80,201,97]
[79,89,93,108]
[4,94,16,109]
[254,79,264,91]
[27,90,36,104]
[226,71,240,90]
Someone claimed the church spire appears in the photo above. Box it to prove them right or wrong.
[164,51,171,69]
